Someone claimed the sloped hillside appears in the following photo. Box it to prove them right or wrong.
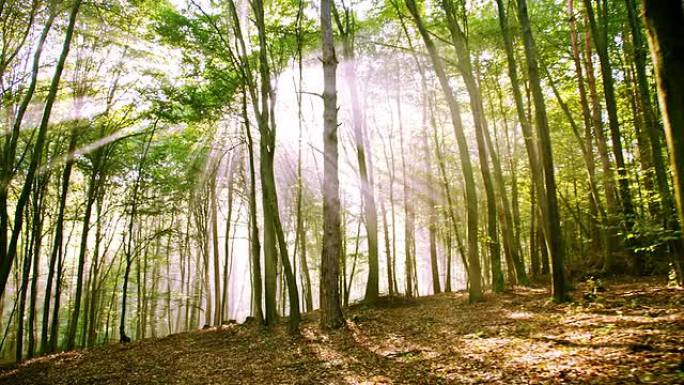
[1,279,682,384]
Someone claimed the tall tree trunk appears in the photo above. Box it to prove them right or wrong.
[210,165,221,326]
[490,77,524,284]
[27,171,47,358]
[397,83,416,298]
[242,88,263,323]
[320,0,345,329]
[380,189,394,296]
[65,155,99,350]
[0,0,81,300]
[641,0,684,283]
[628,0,682,280]
[16,204,33,361]
[495,0,548,283]
[149,256,160,338]
[444,228,453,292]
[251,0,300,329]
[260,153,279,325]
[87,182,105,347]
[344,215,362,306]
[189,243,201,329]
[222,155,236,322]
[517,0,567,301]
[120,125,155,342]
[583,21,621,270]
[16,175,44,361]
[419,82,441,295]
[43,128,78,353]
[333,7,381,303]
[431,99,469,280]
[441,0,508,291]
[198,196,211,327]
[584,0,639,272]
[568,0,608,262]
[405,0,482,302]
[0,11,54,301]
[297,219,313,312]
[292,17,313,311]
[379,118,399,295]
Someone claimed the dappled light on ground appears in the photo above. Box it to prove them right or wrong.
[1,278,682,384]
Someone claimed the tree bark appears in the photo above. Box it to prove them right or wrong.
[642,0,684,281]
[333,6,381,303]
[495,0,548,282]
[27,172,48,358]
[397,84,416,298]
[568,0,606,261]
[517,0,567,301]
[210,164,221,326]
[320,0,345,329]
[584,0,638,272]
[250,0,300,329]
[0,0,81,301]
[120,124,155,342]
[405,0,482,302]
[0,10,54,300]
[441,0,508,291]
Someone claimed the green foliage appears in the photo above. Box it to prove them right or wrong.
[149,3,239,123]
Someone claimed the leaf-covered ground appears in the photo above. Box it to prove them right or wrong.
[1,278,682,384]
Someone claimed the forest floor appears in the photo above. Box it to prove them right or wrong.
[1,278,682,384]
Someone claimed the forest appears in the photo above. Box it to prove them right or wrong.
[0,0,683,383]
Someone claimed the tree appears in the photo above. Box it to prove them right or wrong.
[0,0,82,301]
[494,0,549,281]
[320,0,345,329]
[404,0,482,302]
[583,0,638,272]
[567,0,609,262]
[641,0,684,281]
[2,0,682,364]
[120,124,156,343]
[242,87,264,324]
[333,5,380,304]
[441,0,510,291]
[516,0,567,301]
[293,0,314,313]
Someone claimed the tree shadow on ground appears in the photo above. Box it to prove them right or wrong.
[0,279,682,384]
